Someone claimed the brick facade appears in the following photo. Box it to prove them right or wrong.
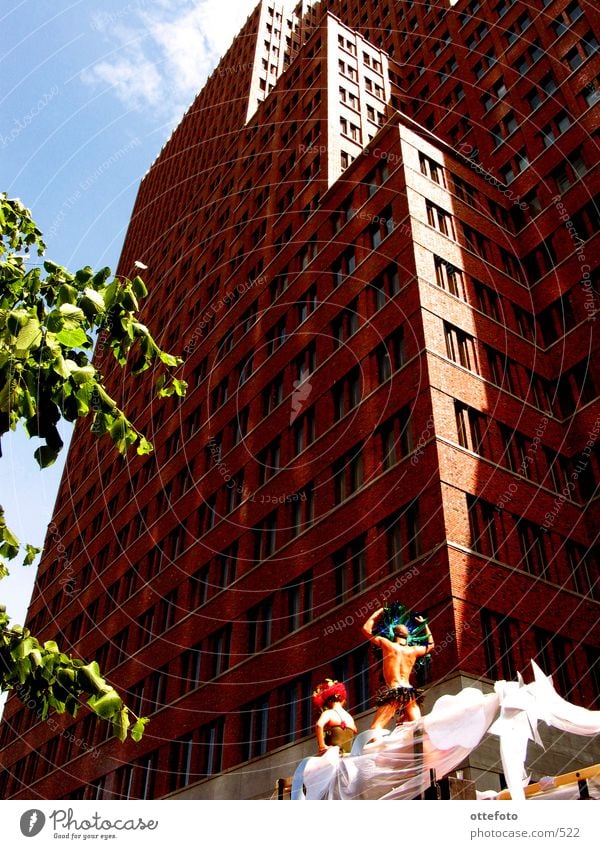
[1,0,598,799]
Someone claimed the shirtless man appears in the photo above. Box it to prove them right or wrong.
[362,607,434,729]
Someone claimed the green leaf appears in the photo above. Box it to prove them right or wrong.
[68,363,96,385]
[56,327,88,348]
[137,436,153,455]
[59,302,85,321]
[74,267,94,287]
[43,260,66,276]
[92,267,111,289]
[0,521,20,551]
[15,316,42,355]
[158,351,179,367]
[34,444,60,469]
[89,688,122,719]
[29,648,43,667]
[53,354,71,379]
[46,310,64,333]
[80,287,106,315]
[131,276,148,299]
[57,283,78,306]
[131,716,149,742]
[113,706,130,742]
[74,383,94,416]
[78,660,112,695]
[102,279,120,310]
[21,387,36,419]
[11,635,36,660]
[23,544,40,566]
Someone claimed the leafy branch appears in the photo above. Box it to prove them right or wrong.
[0,192,188,742]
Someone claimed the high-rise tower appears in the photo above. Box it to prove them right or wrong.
[1,0,598,800]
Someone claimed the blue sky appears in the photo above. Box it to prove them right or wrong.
[0,0,260,629]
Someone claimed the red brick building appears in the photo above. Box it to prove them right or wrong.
[1,0,598,799]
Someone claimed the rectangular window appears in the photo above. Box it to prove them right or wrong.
[434,256,465,297]
[370,206,395,248]
[333,444,363,504]
[267,318,287,354]
[376,327,405,381]
[279,677,311,744]
[181,642,203,689]
[486,348,516,394]
[207,624,231,678]
[292,407,315,454]
[381,501,421,572]
[481,609,518,680]
[333,367,361,420]
[295,341,316,384]
[217,542,237,589]
[467,494,498,558]
[566,541,599,599]
[253,510,278,560]
[331,248,356,286]
[535,628,572,696]
[513,304,535,340]
[198,719,224,779]
[160,588,178,631]
[419,153,446,186]
[474,280,500,320]
[378,407,412,469]
[444,322,478,371]
[297,285,317,324]
[517,519,548,578]
[259,437,281,484]
[243,697,269,761]
[332,300,359,348]
[365,162,389,197]
[462,223,490,258]
[426,201,454,238]
[527,89,542,111]
[333,536,367,603]
[263,374,284,415]
[190,563,210,610]
[285,571,313,631]
[291,484,314,536]
[455,401,488,455]
[248,597,273,653]
[371,264,400,309]
[232,407,249,446]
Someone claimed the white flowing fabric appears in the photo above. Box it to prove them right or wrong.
[292,661,600,801]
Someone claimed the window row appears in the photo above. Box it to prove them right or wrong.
[468,495,599,599]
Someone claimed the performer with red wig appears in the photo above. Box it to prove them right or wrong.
[313,679,358,755]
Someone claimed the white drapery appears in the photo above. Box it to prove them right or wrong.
[292,662,600,801]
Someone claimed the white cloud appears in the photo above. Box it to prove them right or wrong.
[82,53,163,112]
[83,0,258,122]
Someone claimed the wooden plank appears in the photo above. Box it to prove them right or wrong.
[496,764,600,800]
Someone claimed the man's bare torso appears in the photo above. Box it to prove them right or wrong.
[379,638,418,687]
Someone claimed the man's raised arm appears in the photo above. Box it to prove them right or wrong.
[362,607,384,643]
[414,615,434,656]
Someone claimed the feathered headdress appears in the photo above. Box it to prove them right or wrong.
[372,602,432,685]
[372,602,429,646]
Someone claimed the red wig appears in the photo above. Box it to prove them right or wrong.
[312,679,347,711]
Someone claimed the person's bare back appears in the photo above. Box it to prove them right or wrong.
[379,638,421,688]
[362,606,434,730]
